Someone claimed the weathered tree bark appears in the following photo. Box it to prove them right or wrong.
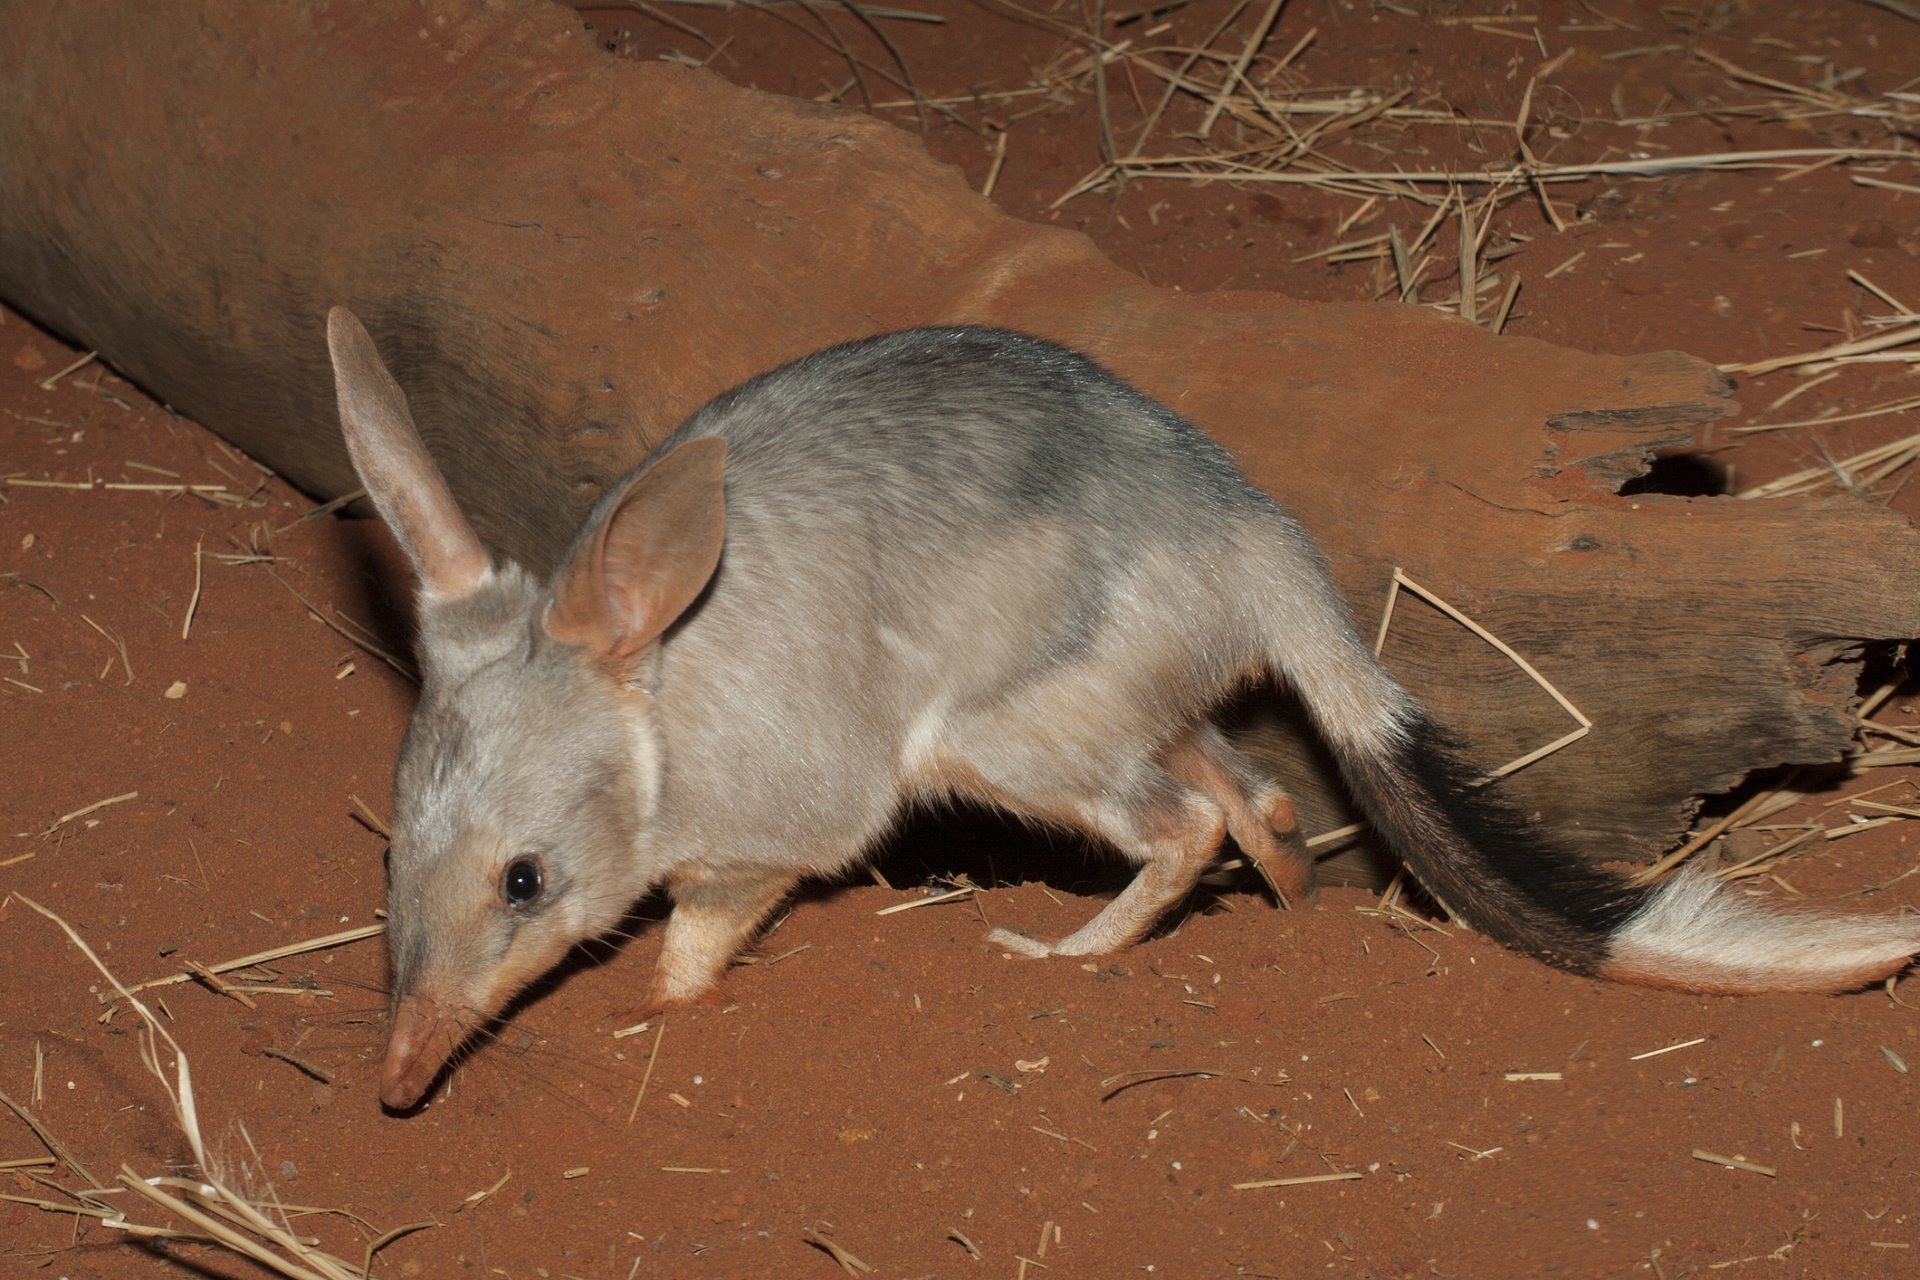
[2,0,1916,880]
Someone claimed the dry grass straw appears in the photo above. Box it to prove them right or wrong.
[802,1224,874,1275]
[36,350,98,390]
[80,613,133,685]
[1633,774,1809,885]
[627,0,940,127]
[276,486,367,533]
[626,1020,668,1123]
[1692,1149,1775,1177]
[1737,429,1920,501]
[1309,568,1590,853]
[874,884,976,914]
[660,0,941,21]
[265,568,416,682]
[1734,393,1920,437]
[1724,323,1920,378]
[1231,1170,1361,1190]
[14,893,402,1278]
[3,476,231,495]
[964,1,1919,330]
[122,921,385,997]
[1640,684,1920,883]
[182,538,206,640]
[1630,1036,1706,1061]
[35,789,138,839]
[0,1156,57,1171]
[0,1084,108,1220]
[1373,569,1591,778]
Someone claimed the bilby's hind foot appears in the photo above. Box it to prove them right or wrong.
[987,784,1232,959]
[1246,788,1316,907]
[1162,723,1316,907]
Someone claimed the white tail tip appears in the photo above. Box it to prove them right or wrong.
[1602,868,1920,995]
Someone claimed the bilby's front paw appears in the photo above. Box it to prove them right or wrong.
[984,927,1057,958]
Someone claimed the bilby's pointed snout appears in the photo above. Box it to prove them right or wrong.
[381,994,467,1110]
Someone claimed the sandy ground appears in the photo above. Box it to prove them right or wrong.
[6,1,1920,1276]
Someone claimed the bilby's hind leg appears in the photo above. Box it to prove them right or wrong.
[1161,723,1316,906]
[984,771,1232,958]
[644,863,803,1011]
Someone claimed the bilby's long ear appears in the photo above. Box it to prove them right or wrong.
[545,437,727,660]
[326,307,490,599]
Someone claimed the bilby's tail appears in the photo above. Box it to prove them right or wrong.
[1337,710,1920,994]
[1258,556,1920,995]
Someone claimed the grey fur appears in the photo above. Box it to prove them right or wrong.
[647,328,1392,835]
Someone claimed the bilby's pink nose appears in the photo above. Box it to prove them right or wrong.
[381,995,463,1110]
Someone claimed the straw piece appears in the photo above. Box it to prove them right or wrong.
[0,1089,108,1208]
[875,886,975,915]
[1106,146,1912,191]
[37,351,98,390]
[1854,174,1920,196]
[981,130,1009,200]
[1853,0,1920,23]
[265,569,416,681]
[39,790,138,838]
[17,894,366,1278]
[1691,1150,1775,1177]
[626,1021,667,1123]
[1734,395,1920,436]
[185,961,259,1010]
[1374,569,1592,779]
[0,1192,119,1217]
[182,539,205,641]
[802,1225,874,1275]
[1198,0,1286,136]
[1737,430,1920,501]
[360,1217,436,1275]
[660,0,942,20]
[1634,776,1807,884]
[1630,1037,1705,1061]
[1232,1171,1362,1189]
[1490,273,1522,335]
[1723,323,1920,378]
[124,923,385,996]
[456,1169,512,1213]
[114,1172,343,1280]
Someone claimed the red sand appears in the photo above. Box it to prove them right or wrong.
[6,2,1920,1275]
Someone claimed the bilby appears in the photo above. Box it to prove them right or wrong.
[324,307,1920,1111]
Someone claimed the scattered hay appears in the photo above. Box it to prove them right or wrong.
[13,894,423,1278]
[606,0,1917,356]
[123,920,385,997]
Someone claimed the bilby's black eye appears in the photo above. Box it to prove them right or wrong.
[502,857,544,908]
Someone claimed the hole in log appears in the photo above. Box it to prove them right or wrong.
[1619,452,1727,498]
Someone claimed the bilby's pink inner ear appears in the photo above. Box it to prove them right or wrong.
[326,307,490,599]
[545,437,728,659]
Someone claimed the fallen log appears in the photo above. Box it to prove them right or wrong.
[2,0,1915,881]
